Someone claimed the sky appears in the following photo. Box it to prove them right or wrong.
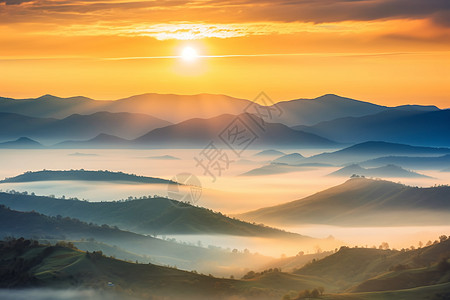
[0,0,449,107]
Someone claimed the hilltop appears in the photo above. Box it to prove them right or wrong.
[0,170,177,185]
[240,178,450,226]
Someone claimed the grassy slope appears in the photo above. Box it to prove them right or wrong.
[0,241,338,300]
[350,262,450,293]
[294,240,450,291]
[323,282,450,300]
[0,206,274,274]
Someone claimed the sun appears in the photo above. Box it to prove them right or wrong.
[180,46,199,61]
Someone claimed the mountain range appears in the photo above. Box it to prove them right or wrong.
[294,109,450,146]
[0,111,171,143]
[1,93,448,148]
[302,141,450,165]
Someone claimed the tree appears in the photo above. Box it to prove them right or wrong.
[318,286,325,295]
[379,242,389,250]
[439,235,448,243]
[311,289,320,298]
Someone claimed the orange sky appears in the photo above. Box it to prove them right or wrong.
[0,0,449,107]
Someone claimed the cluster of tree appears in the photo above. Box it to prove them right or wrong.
[86,250,104,261]
[241,268,281,279]
[0,237,52,287]
[0,189,84,201]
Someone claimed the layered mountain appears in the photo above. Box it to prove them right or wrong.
[303,141,450,165]
[0,94,103,119]
[52,114,338,149]
[272,153,304,164]
[361,154,450,170]
[1,93,441,127]
[0,93,254,122]
[0,206,273,275]
[294,109,450,146]
[133,113,337,148]
[0,137,43,149]
[239,178,450,226]
[269,94,391,126]
[0,111,171,143]
[0,189,310,238]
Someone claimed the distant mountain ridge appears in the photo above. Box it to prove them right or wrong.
[239,178,450,226]
[0,111,171,143]
[52,113,338,149]
[0,93,441,126]
[294,109,450,146]
[302,141,450,165]
[0,137,43,149]
[133,113,337,148]
[328,164,431,178]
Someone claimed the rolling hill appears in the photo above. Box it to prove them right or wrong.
[293,239,450,294]
[0,238,341,300]
[239,178,450,226]
[0,189,310,238]
[0,170,177,185]
[0,206,275,275]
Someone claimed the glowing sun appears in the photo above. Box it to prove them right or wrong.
[180,46,199,61]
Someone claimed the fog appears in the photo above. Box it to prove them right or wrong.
[0,289,136,300]
[0,148,449,258]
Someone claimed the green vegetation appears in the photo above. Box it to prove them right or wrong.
[0,189,309,237]
[0,206,274,275]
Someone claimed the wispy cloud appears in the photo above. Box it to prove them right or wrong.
[1,0,449,26]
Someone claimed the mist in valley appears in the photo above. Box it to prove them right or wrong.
[1,148,449,267]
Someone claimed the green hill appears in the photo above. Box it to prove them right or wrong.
[0,190,311,238]
[0,239,339,300]
[0,206,274,276]
[294,239,450,291]
[322,282,450,300]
